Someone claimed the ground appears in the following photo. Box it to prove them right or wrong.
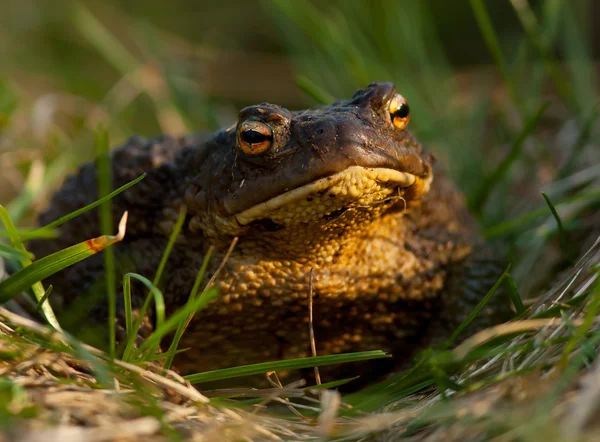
[1,1,600,441]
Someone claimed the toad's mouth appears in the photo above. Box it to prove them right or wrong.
[234,166,432,226]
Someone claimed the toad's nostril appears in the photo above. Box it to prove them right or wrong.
[316,128,325,135]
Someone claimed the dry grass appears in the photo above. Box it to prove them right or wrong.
[0,237,599,441]
[2,2,600,440]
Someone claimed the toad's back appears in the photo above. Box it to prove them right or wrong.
[32,83,508,382]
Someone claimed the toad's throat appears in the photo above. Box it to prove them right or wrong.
[234,166,426,226]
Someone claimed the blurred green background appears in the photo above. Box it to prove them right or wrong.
[1,0,532,109]
[1,0,599,294]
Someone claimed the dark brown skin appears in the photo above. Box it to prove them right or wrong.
[32,83,509,384]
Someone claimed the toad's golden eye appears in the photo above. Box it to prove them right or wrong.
[238,120,274,155]
[389,94,410,131]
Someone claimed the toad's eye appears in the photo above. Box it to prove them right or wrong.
[389,94,410,131]
[238,120,273,155]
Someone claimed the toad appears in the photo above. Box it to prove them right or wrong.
[32,83,508,382]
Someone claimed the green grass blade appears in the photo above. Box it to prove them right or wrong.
[163,286,213,369]
[471,103,549,213]
[468,0,517,105]
[0,205,62,331]
[69,338,112,388]
[0,228,57,240]
[122,295,152,360]
[95,126,117,358]
[126,273,166,330]
[72,4,139,74]
[504,273,525,315]
[122,274,133,342]
[152,207,186,288]
[164,246,214,370]
[560,310,596,361]
[483,205,551,239]
[0,205,37,267]
[296,75,335,104]
[184,350,390,384]
[446,264,511,346]
[22,174,146,242]
[127,206,187,362]
[187,247,215,302]
[72,4,189,135]
[145,347,189,362]
[34,286,53,312]
[0,221,126,304]
[346,376,436,412]
[561,3,598,113]
[136,287,219,359]
[0,77,18,128]
[5,163,44,224]
[0,244,33,261]
[532,283,600,429]
[122,272,166,359]
[306,376,360,390]
[510,0,572,106]
[541,191,569,258]
[484,187,600,238]
[560,104,599,178]
[559,272,600,369]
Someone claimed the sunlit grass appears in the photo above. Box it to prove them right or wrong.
[0,0,599,440]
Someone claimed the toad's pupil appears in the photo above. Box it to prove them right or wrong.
[242,129,271,144]
[393,103,410,119]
